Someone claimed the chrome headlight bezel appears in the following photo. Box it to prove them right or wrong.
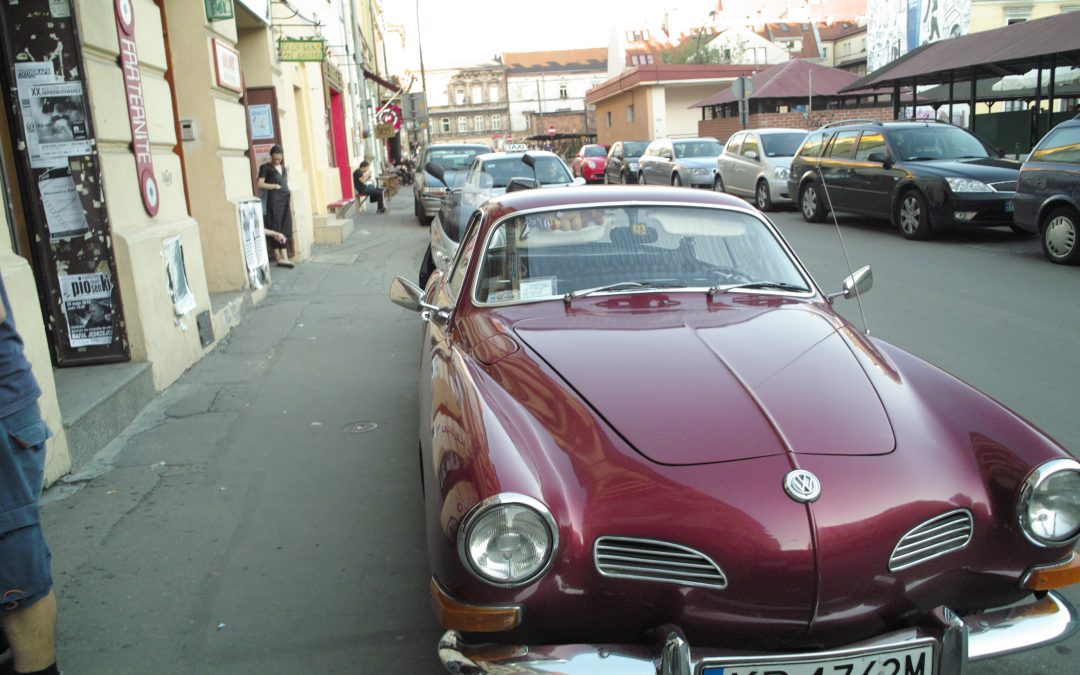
[945,176,993,193]
[1017,458,1080,548]
[457,493,559,588]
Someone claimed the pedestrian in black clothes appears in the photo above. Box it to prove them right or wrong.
[352,161,386,213]
[0,270,59,675]
[256,144,296,268]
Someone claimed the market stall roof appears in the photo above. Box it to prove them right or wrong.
[690,60,860,108]
[841,11,1080,92]
[918,75,1080,103]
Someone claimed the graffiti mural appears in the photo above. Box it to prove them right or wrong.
[868,0,970,73]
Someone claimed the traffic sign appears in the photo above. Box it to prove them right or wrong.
[547,125,556,136]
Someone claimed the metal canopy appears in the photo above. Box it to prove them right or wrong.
[840,11,1080,92]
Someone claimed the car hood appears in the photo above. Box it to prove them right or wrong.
[675,157,718,169]
[765,156,794,170]
[909,157,1020,182]
[512,304,895,465]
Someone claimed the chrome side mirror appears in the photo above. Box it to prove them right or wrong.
[389,276,425,312]
[826,266,873,304]
[571,176,587,186]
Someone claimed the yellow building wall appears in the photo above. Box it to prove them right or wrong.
[77,0,212,391]
[0,171,71,487]
[594,89,652,146]
[970,3,1068,32]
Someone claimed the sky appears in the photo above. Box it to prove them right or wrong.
[382,0,718,72]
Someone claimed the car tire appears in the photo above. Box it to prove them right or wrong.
[672,173,683,187]
[896,189,933,240]
[756,180,773,211]
[799,182,828,223]
[714,175,725,193]
[419,246,435,287]
[1041,206,1080,265]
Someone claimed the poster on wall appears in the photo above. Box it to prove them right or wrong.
[163,236,196,316]
[28,81,92,160]
[60,272,115,348]
[14,62,66,169]
[239,199,269,288]
[248,104,275,140]
[252,142,276,170]
[38,166,90,241]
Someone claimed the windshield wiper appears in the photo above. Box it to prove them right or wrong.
[904,156,938,161]
[708,281,808,296]
[564,281,681,304]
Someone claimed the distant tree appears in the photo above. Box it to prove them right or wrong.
[662,34,723,65]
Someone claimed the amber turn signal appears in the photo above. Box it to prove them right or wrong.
[1021,554,1080,591]
[430,577,523,632]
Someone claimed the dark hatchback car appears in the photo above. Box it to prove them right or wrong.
[1014,117,1080,265]
[603,140,649,184]
[788,120,1021,239]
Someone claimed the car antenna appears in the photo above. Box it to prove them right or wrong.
[815,164,871,335]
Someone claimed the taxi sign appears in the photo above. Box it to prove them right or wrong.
[505,143,528,152]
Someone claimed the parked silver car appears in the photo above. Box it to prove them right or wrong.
[716,128,807,211]
[637,137,722,187]
[413,143,491,226]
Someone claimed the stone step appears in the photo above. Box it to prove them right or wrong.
[54,361,155,472]
[313,213,354,245]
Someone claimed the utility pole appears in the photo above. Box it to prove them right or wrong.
[416,0,430,143]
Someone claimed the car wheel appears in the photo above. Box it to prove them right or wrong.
[756,180,773,211]
[714,175,725,193]
[896,190,933,240]
[1041,206,1080,265]
[672,173,683,187]
[799,182,828,223]
[419,246,435,287]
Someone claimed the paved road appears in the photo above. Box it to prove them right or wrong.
[39,193,1078,674]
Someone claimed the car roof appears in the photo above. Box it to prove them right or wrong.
[489,184,756,214]
[750,128,809,134]
[816,120,964,132]
[475,150,562,162]
[425,143,492,149]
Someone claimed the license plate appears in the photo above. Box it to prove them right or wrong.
[1005,200,1014,213]
[703,642,933,675]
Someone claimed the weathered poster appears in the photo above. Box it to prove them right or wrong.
[38,167,90,241]
[60,273,115,348]
[239,199,269,288]
[28,81,92,160]
[14,62,65,169]
[163,236,196,316]
[49,0,72,18]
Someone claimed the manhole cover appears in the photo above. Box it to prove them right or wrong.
[344,422,379,433]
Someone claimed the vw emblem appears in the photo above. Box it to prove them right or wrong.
[783,469,821,503]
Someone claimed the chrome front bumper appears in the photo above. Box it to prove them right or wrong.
[439,591,1077,674]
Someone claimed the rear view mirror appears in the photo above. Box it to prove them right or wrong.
[426,162,447,186]
[866,152,892,167]
[572,176,587,186]
[506,177,539,192]
[389,277,425,312]
[827,266,873,304]
[743,150,759,160]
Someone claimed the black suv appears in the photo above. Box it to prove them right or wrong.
[787,120,1021,239]
[1013,117,1080,265]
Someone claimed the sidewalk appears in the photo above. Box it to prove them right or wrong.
[39,196,446,673]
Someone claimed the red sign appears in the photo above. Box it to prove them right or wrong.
[115,0,159,216]
[547,125,557,136]
[379,104,402,130]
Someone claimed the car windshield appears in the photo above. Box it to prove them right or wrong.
[761,133,808,157]
[674,141,722,158]
[482,156,572,187]
[887,127,991,161]
[473,205,810,304]
[622,142,648,158]
[427,148,485,170]
[584,146,607,157]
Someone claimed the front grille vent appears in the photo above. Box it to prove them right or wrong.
[594,536,728,590]
[990,181,1016,192]
[889,509,973,572]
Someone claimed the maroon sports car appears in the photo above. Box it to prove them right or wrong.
[390,185,1080,674]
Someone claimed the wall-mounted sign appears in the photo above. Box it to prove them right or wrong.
[213,39,243,92]
[114,0,159,217]
[204,0,233,21]
[279,38,325,62]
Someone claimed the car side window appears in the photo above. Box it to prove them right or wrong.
[826,131,859,159]
[855,132,888,161]
[726,133,744,155]
[448,211,485,299]
[1031,126,1080,164]
[796,131,829,159]
[661,146,673,160]
[742,135,760,158]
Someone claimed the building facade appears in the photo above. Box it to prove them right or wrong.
[504,49,608,142]
[0,0,389,484]
[426,62,510,147]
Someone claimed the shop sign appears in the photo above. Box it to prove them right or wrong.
[279,38,325,62]
[114,0,159,217]
[204,0,233,21]
[213,39,243,92]
[374,123,396,139]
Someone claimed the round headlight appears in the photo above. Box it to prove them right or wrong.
[1018,459,1080,546]
[459,494,557,586]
